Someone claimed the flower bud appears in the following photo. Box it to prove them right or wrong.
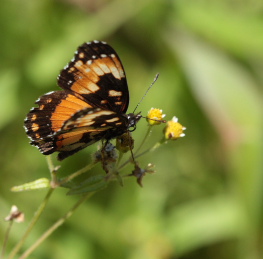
[147,108,166,126]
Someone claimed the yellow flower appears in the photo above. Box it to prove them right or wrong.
[164,116,186,140]
[147,108,166,125]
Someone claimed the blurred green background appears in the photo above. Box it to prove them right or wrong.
[0,0,262,258]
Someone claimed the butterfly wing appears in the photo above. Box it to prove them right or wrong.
[25,41,131,160]
[57,41,129,113]
[24,90,129,160]
[24,91,93,155]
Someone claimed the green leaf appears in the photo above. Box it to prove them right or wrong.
[11,178,50,192]
[66,175,108,195]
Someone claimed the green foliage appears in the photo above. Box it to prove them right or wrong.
[1,0,262,258]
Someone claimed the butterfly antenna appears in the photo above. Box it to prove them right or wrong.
[133,73,159,114]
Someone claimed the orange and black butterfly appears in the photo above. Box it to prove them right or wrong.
[24,41,142,160]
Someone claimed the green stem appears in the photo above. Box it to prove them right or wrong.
[135,126,153,155]
[118,138,165,171]
[46,156,61,188]
[116,126,153,171]
[116,152,124,167]
[1,221,13,259]
[135,137,166,158]
[18,192,94,259]
[59,161,97,185]
[45,155,54,174]
[7,188,54,259]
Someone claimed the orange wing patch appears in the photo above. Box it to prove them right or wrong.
[24,91,91,141]
[51,94,92,132]
[70,68,100,95]
[56,130,86,149]
[111,54,125,78]
[69,56,125,96]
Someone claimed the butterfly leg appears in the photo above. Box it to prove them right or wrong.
[97,141,123,185]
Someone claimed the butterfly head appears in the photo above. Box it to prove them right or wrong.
[127,112,142,132]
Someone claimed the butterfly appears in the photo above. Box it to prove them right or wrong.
[24,40,142,161]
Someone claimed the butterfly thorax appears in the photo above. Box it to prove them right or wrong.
[102,112,141,141]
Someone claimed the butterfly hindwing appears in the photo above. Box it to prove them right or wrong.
[62,108,125,130]
[40,108,128,160]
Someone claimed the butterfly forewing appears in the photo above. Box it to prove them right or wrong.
[57,41,129,113]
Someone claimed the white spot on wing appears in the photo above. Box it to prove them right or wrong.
[97,63,110,73]
[106,117,119,123]
[45,91,55,95]
[75,60,84,67]
[88,83,100,92]
[79,52,85,58]
[109,90,122,97]
[109,66,121,79]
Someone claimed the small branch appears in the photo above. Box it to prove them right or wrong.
[118,138,165,171]
[18,192,94,259]
[7,188,54,259]
[135,125,153,155]
[1,221,13,259]
[46,155,55,175]
[59,161,97,185]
